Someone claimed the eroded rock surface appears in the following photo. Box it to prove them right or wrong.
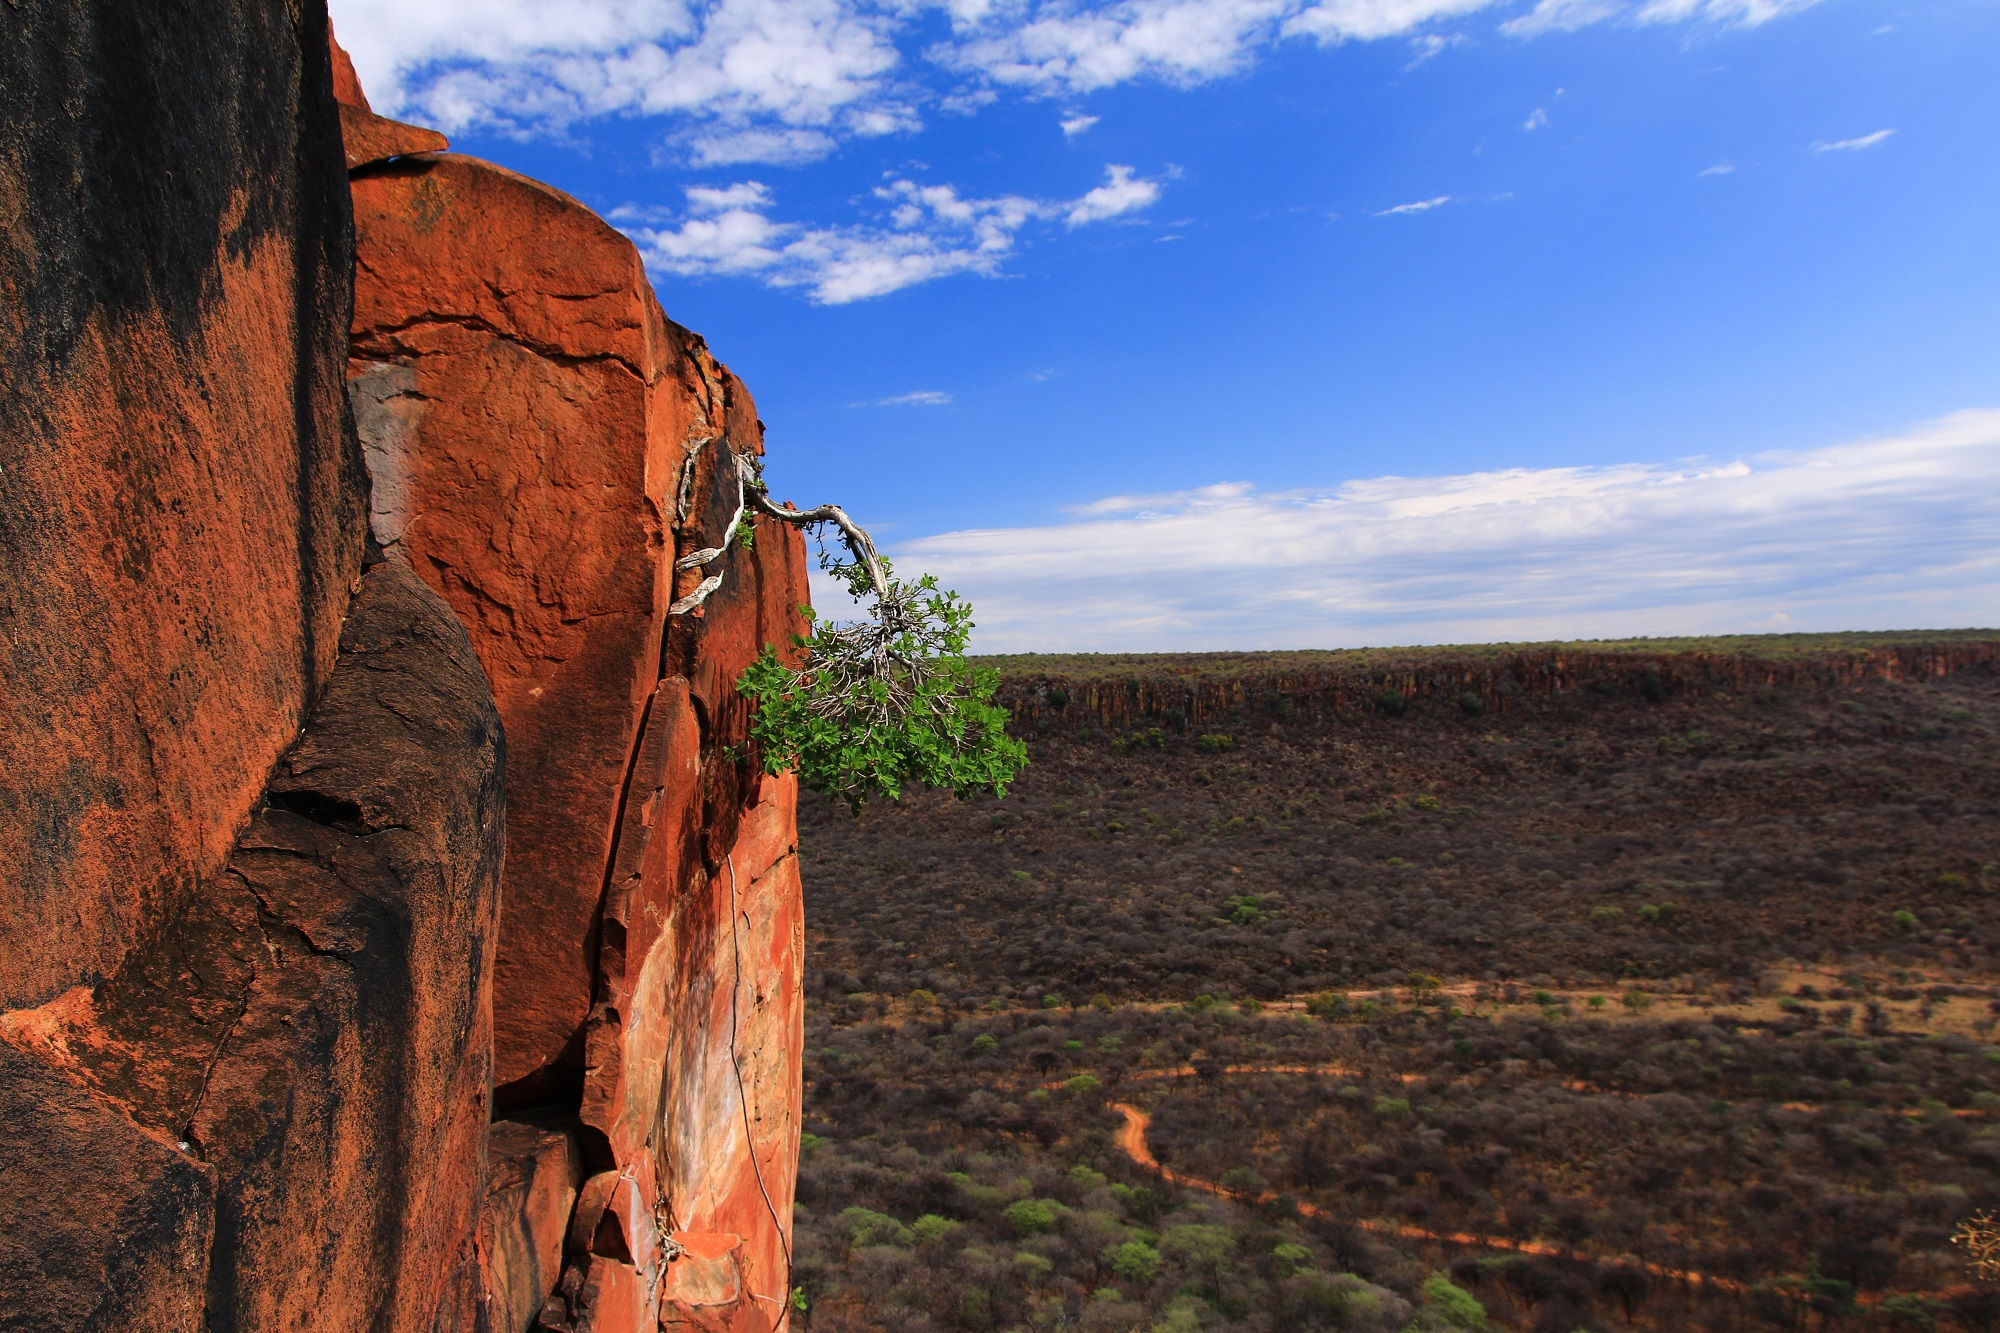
[346,130,810,1329]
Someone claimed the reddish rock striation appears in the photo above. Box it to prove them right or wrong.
[0,10,809,1330]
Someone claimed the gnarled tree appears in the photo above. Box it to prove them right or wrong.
[674,446,1026,810]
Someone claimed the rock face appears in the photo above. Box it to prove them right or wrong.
[2,561,507,1330]
[0,8,809,1332]
[343,67,810,1322]
[0,0,365,1019]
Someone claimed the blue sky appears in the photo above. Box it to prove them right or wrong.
[330,0,2000,650]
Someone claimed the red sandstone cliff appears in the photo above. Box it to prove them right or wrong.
[340,59,809,1326]
[0,8,807,1331]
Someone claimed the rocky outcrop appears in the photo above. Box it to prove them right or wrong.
[0,8,809,1332]
[338,49,808,1333]
[997,635,2000,733]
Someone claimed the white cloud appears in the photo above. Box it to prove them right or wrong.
[685,181,773,211]
[624,165,1167,302]
[1375,195,1452,215]
[941,0,1295,94]
[1065,164,1163,226]
[1523,107,1549,130]
[330,0,907,159]
[1504,0,1818,35]
[1286,0,1504,44]
[870,409,2000,651]
[1699,161,1735,176]
[1813,129,1895,153]
[869,390,955,406]
[332,0,1840,158]
[1403,32,1457,64]
[1060,112,1102,137]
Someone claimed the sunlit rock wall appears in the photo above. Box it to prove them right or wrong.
[339,52,808,1333]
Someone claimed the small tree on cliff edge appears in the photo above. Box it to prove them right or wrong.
[677,446,1026,810]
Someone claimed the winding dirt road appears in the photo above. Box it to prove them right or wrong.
[1109,1102,1744,1292]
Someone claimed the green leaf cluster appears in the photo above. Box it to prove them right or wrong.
[736,562,1026,810]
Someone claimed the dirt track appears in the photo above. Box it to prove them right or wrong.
[1110,1101,1744,1291]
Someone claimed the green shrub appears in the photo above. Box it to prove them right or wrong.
[1160,1224,1236,1270]
[1458,691,1485,716]
[1198,733,1235,752]
[911,1213,959,1246]
[1271,1242,1312,1275]
[1065,1073,1102,1093]
[840,1206,912,1248]
[736,580,1025,811]
[971,1033,999,1053]
[1106,1240,1162,1283]
[1422,1273,1489,1328]
[1376,687,1408,717]
[1375,1096,1412,1117]
[1003,1198,1061,1236]
[1892,909,1919,932]
[1011,1250,1054,1277]
[1222,894,1268,926]
[1218,1165,1267,1196]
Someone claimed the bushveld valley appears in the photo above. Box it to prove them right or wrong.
[788,635,2000,1333]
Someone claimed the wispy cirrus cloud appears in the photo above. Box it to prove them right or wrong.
[867,390,955,406]
[1813,128,1895,152]
[1375,195,1453,215]
[618,164,1166,302]
[1504,0,1821,36]
[854,410,2000,651]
